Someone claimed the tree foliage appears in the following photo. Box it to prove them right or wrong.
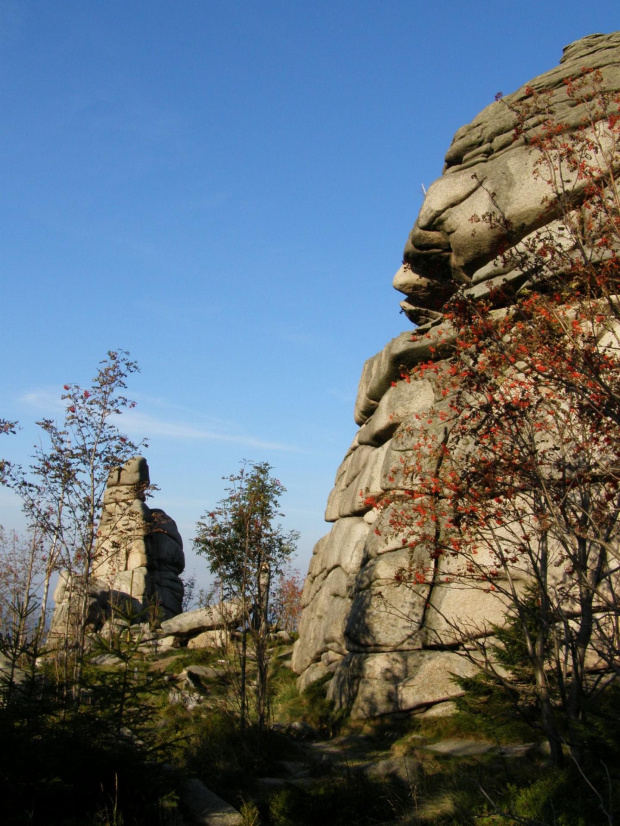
[271,565,303,634]
[1,350,145,688]
[194,461,298,732]
[0,356,186,824]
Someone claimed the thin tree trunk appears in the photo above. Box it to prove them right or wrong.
[256,560,271,735]
[240,609,247,733]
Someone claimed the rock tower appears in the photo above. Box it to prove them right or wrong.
[292,32,620,718]
[50,457,185,640]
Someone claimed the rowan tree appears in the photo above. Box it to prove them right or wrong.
[193,461,299,733]
[375,69,620,772]
[0,357,186,823]
[0,420,17,437]
[1,350,145,689]
[270,565,303,634]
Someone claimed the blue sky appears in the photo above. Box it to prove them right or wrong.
[2,1,619,587]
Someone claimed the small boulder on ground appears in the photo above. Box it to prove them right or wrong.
[364,755,418,785]
[187,629,229,650]
[181,664,227,687]
[181,777,243,826]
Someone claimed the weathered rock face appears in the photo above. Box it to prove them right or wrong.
[293,32,620,718]
[50,457,185,640]
[399,32,620,321]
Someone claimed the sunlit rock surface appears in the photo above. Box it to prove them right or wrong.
[50,457,185,640]
[293,32,620,718]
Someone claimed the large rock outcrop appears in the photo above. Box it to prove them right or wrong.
[293,32,620,718]
[50,457,185,641]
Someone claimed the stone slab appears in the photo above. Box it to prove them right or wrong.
[181,778,243,826]
[160,599,244,637]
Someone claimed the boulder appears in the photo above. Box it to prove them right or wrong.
[364,756,419,785]
[187,629,229,649]
[157,635,180,652]
[160,599,244,637]
[181,778,243,826]
[182,665,227,686]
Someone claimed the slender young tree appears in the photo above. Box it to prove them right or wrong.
[1,351,145,691]
[194,461,298,733]
[0,527,46,708]
[270,565,303,634]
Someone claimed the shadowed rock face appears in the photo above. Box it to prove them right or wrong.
[50,457,185,641]
[293,32,620,719]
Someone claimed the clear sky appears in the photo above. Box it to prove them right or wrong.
[1,1,619,587]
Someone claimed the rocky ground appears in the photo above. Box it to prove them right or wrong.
[0,617,578,825]
[140,637,550,826]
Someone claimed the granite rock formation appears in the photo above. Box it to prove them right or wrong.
[50,457,185,640]
[292,32,620,718]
